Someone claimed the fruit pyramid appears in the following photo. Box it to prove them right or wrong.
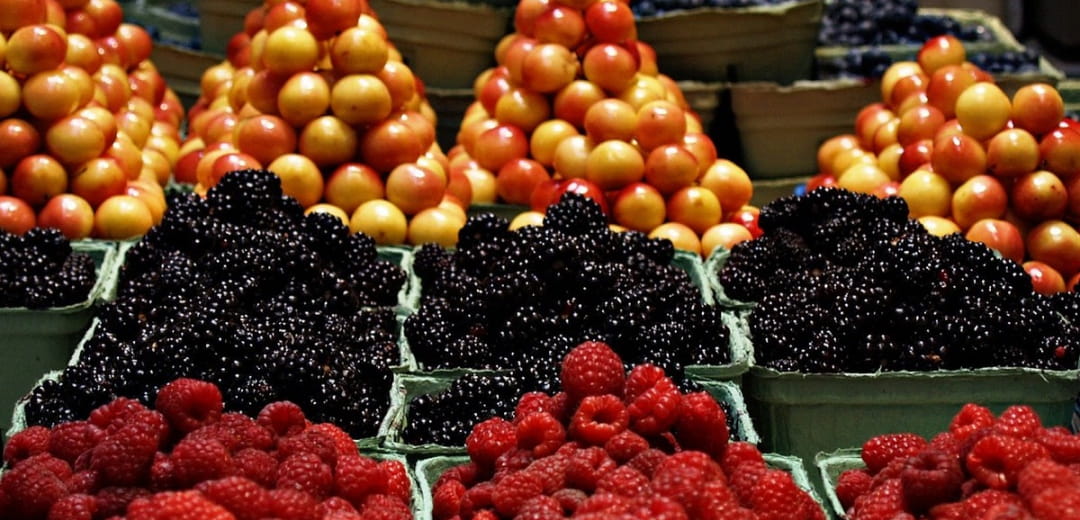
[0,0,185,240]
[182,0,457,246]
[811,35,1080,292]
[446,0,759,256]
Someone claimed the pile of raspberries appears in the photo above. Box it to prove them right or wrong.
[838,404,1080,519]
[0,379,412,520]
[431,341,824,519]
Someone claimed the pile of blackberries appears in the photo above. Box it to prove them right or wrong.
[404,194,730,391]
[719,188,1080,373]
[0,229,96,309]
[818,0,992,46]
[402,373,521,446]
[22,170,406,437]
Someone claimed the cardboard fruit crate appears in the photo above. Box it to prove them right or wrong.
[415,450,824,520]
[744,364,1080,472]
[368,0,511,89]
[635,0,823,84]
[384,376,759,455]
[0,241,119,433]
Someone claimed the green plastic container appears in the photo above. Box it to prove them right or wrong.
[415,452,824,520]
[635,0,823,84]
[744,365,1080,471]
[383,375,759,455]
[815,449,865,519]
[0,241,118,433]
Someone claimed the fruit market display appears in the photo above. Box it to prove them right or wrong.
[718,188,1080,373]
[21,170,404,437]
[179,0,460,246]
[835,404,1080,520]
[0,228,95,308]
[405,193,730,386]
[429,342,824,520]
[0,0,185,240]
[811,36,1080,290]
[0,378,413,520]
[818,0,992,46]
[449,0,757,255]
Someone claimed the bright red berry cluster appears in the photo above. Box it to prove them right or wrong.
[839,403,1080,520]
[0,378,412,520]
[433,341,824,519]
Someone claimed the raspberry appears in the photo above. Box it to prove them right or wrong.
[435,463,478,489]
[269,488,320,520]
[170,437,237,488]
[334,454,384,507]
[1,458,69,518]
[90,421,161,487]
[126,491,236,520]
[234,448,278,488]
[515,495,563,520]
[47,493,97,520]
[88,398,148,431]
[466,418,518,470]
[359,494,410,520]
[218,413,274,452]
[961,489,1023,518]
[1017,458,1079,499]
[154,378,224,434]
[604,430,649,463]
[461,480,495,515]
[673,392,729,459]
[569,394,629,445]
[494,449,534,480]
[65,470,98,495]
[950,404,995,441]
[552,488,587,514]
[514,392,554,423]
[930,432,962,458]
[565,447,617,492]
[993,406,1042,440]
[576,492,632,516]
[48,422,105,465]
[862,433,928,474]
[721,442,766,475]
[597,465,650,497]
[560,341,626,402]
[549,392,572,423]
[94,486,151,517]
[5,426,51,465]
[379,460,411,504]
[836,469,874,510]
[624,364,682,437]
[277,453,334,499]
[632,495,689,519]
[748,469,814,520]
[900,449,964,512]
[661,451,724,482]
[525,454,569,494]
[1029,486,1080,520]
[257,401,307,438]
[196,477,272,520]
[981,503,1034,520]
[850,478,905,520]
[965,435,1049,489]
[277,430,341,466]
[150,452,178,491]
[432,479,465,519]
[652,464,708,508]
[25,453,74,481]
[306,423,358,459]
[626,448,668,479]
[318,496,358,516]
[491,470,544,517]
[1036,428,1080,464]
[516,412,566,458]
[688,480,738,518]
[472,511,499,520]
[323,511,363,520]
[929,502,965,520]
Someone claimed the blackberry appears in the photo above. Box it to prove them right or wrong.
[402,373,520,446]
[719,188,1080,373]
[0,228,96,309]
[405,194,731,384]
[22,170,405,437]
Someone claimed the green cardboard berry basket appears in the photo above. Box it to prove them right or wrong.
[635,0,824,84]
[815,448,865,519]
[0,240,119,433]
[704,246,757,310]
[414,451,824,520]
[381,375,759,456]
